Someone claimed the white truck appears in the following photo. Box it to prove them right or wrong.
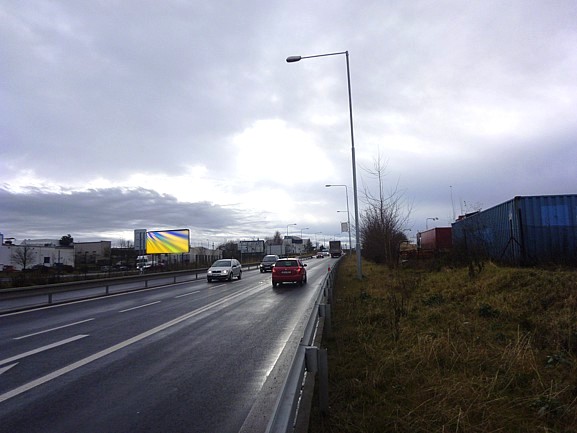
[329,240,342,258]
[136,255,152,271]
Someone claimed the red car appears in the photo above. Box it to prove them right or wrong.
[272,258,307,287]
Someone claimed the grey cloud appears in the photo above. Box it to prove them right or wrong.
[0,186,262,242]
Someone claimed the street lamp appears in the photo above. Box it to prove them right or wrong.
[299,227,310,254]
[314,232,322,249]
[288,51,361,279]
[326,184,352,256]
[286,223,297,236]
[426,217,439,229]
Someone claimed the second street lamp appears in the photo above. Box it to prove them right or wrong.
[288,51,362,279]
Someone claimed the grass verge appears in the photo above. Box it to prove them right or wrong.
[308,255,577,432]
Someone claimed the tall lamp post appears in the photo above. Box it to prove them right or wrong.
[286,223,297,236]
[288,51,362,279]
[326,184,352,255]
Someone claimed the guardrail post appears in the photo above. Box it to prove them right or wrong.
[305,346,318,373]
[318,348,329,415]
[319,304,331,336]
[303,346,328,418]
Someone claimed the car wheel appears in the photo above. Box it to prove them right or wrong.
[272,282,277,288]
[238,271,242,280]
[207,278,212,283]
[228,273,233,281]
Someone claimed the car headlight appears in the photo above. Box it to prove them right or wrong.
[222,269,229,274]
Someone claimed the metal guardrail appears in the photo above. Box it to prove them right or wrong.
[265,257,340,433]
[0,264,261,314]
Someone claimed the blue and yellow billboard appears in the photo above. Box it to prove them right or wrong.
[146,229,190,254]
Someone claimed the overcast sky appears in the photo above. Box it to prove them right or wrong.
[1,1,576,248]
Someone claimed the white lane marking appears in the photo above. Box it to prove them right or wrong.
[0,363,18,376]
[0,278,205,317]
[14,319,95,340]
[0,335,89,366]
[119,301,161,313]
[175,290,200,298]
[0,289,252,404]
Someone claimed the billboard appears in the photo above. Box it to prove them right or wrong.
[146,229,190,254]
[239,240,265,254]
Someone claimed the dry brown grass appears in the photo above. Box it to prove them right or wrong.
[309,256,577,433]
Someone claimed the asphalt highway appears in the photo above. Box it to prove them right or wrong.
[0,257,334,433]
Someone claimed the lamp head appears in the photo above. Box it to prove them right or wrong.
[286,56,302,63]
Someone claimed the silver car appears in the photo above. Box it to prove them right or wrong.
[207,259,242,282]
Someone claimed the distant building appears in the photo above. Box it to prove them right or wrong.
[283,236,310,255]
[74,241,112,266]
[1,238,74,270]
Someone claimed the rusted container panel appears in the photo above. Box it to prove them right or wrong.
[418,227,452,251]
[452,195,577,265]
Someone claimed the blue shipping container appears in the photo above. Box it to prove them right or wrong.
[452,195,577,265]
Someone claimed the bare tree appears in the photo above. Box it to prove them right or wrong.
[117,238,133,248]
[360,154,412,266]
[272,231,283,245]
[11,245,36,270]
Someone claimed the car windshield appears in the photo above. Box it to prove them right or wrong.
[212,260,231,267]
[262,256,277,262]
[277,260,298,267]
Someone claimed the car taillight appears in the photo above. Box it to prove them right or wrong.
[296,267,302,273]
